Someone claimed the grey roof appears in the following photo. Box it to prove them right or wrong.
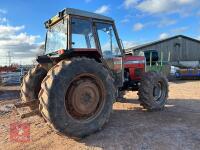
[62,8,114,21]
[127,35,200,51]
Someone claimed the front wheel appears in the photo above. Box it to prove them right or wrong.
[39,58,115,138]
[138,72,168,111]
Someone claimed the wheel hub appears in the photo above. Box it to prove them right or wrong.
[65,74,105,121]
[71,80,100,115]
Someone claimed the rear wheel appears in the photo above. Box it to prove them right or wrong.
[39,58,115,138]
[138,72,168,111]
[20,65,47,110]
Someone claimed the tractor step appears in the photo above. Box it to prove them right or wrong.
[15,100,39,108]
[15,100,40,119]
[20,109,40,119]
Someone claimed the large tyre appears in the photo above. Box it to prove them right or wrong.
[39,58,115,138]
[138,72,168,111]
[21,65,47,109]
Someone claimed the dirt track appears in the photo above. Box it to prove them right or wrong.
[0,80,200,150]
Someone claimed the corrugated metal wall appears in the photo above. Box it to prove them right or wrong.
[134,37,200,62]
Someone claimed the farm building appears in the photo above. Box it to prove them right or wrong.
[126,35,200,68]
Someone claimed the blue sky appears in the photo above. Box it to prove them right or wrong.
[0,0,200,65]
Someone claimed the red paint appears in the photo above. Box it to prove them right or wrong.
[123,56,145,81]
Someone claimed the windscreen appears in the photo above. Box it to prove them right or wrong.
[45,19,67,54]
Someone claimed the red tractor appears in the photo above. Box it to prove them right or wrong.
[19,8,168,138]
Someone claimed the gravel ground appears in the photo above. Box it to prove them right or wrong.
[0,80,200,150]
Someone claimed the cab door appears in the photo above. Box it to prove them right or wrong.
[95,22,123,87]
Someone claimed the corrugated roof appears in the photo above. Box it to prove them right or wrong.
[126,35,200,51]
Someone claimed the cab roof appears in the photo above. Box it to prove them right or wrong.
[45,8,114,28]
[63,8,114,21]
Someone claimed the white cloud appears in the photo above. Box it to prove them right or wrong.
[133,23,144,31]
[121,14,133,24]
[0,17,8,24]
[158,18,177,27]
[95,5,110,14]
[0,24,41,65]
[159,33,170,39]
[137,0,196,14]
[124,0,139,9]
[124,0,198,15]
[171,26,188,34]
[158,26,189,40]
[0,25,25,36]
[0,9,7,14]
[0,33,40,45]
[137,1,173,14]
[0,9,43,65]
[134,18,177,31]
[121,18,130,23]
[179,0,195,4]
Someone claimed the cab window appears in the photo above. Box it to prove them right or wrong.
[45,19,67,54]
[71,18,96,49]
[96,23,121,58]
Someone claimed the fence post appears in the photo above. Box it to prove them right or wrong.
[161,51,163,67]
[150,51,152,67]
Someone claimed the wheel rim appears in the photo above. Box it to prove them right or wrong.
[65,74,105,122]
[153,82,162,102]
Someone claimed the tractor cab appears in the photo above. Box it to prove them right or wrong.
[41,8,124,87]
